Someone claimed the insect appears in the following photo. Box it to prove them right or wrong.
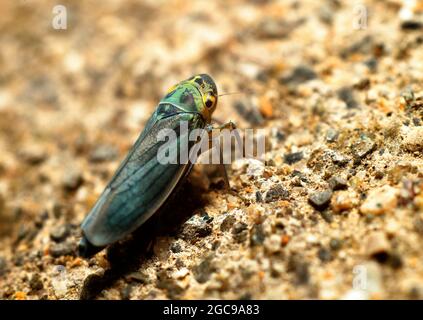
[79,74,236,257]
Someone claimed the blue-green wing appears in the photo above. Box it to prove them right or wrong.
[81,110,204,246]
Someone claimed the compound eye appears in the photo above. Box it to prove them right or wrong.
[203,93,216,110]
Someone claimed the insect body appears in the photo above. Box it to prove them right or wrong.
[79,74,220,257]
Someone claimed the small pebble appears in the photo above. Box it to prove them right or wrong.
[89,144,118,162]
[365,231,390,258]
[353,78,371,90]
[329,238,342,251]
[233,100,264,126]
[250,224,265,246]
[264,234,281,254]
[49,242,75,258]
[320,210,333,223]
[360,186,399,215]
[308,189,333,210]
[175,258,185,269]
[414,218,423,235]
[29,273,43,291]
[401,87,415,105]
[173,268,189,279]
[287,255,309,285]
[170,241,182,253]
[255,191,263,203]
[14,291,27,300]
[13,254,24,267]
[352,135,376,159]
[328,176,348,190]
[284,151,304,165]
[256,19,296,39]
[402,127,423,152]
[201,212,213,224]
[245,159,265,177]
[340,35,373,58]
[364,58,378,71]
[156,271,184,299]
[331,190,358,213]
[270,261,285,278]
[232,222,248,243]
[35,210,49,229]
[196,224,212,238]
[20,146,47,165]
[330,151,350,166]
[265,184,289,202]
[120,284,132,300]
[317,247,332,263]
[211,240,220,251]
[338,86,358,109]
[62,170,83,191]
[326,129,339,142]
[318,3,334,25]
[14,225,29,245]
[291,170,308,182]
[50,224,70,242]
[220,215,236,232]
[409,286,422,300]
[388,253,403,269]
[280,65,317,85]
[52,202,67,219]
[374,170,384,179]
[259,95,273,118]
[193,255,215,284]
[0,256,7,276]
[180,215,213,241]
[127,272,150,284]
[401,20,422,30]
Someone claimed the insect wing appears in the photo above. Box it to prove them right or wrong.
[81,111,204,247]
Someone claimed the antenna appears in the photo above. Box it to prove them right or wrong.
[218,91,242,97]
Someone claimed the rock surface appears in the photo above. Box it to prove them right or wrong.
[0,0,422,300]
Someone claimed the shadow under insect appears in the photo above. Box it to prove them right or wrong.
[79,180,208,300]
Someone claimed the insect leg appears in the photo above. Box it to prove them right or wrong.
[204,121,244,190]
[200,125,229,189]
[215,121,244,157]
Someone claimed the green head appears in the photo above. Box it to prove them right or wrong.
[161,74,218,123]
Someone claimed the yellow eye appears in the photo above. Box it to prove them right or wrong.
[204,95,216,108]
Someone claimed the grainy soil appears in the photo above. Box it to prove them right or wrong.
[0,0,423,300]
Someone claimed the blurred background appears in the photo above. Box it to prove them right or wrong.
[0,0,422,299]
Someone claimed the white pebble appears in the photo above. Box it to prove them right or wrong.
[360,186,399,215]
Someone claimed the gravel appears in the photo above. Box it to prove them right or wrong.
[284,151,304,165]
[265,184,290,202]
[308,190,333,210]
[89,145,119,163]
[49,242,75,258]
[50,224,70,242]
[1,0,422,300]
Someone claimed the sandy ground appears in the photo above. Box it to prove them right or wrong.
[0,0,422,300]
